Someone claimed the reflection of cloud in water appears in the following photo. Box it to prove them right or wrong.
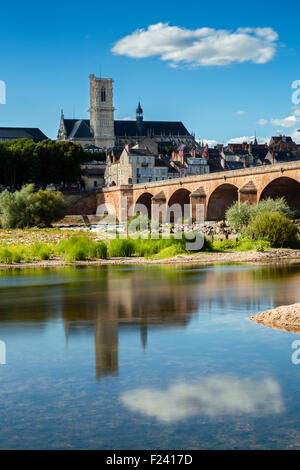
[120,376,284,423]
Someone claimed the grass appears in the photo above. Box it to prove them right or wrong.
[209,238,271,252]
[0,228,293,265]
[107,238,135,257]
[56,236,107,261]
[151,244,187,259]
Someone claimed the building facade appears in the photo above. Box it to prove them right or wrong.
[105,143,179,186]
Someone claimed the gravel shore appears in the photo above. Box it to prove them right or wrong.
[1,249,300,269]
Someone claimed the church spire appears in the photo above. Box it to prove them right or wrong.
[254,131,258,145]
[136,101,143,122]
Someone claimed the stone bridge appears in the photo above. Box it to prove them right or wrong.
[97,161,300,222]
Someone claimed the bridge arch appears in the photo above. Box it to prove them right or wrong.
[167,188,191,222]
[207,183,238,220]
[134,192,153,219]
[259,176,300,216]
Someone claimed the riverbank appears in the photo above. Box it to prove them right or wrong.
[1,248,300,269]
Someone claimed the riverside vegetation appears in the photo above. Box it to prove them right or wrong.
[0,189,299,264]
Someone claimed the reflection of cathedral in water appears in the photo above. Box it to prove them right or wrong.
[62,271,197,380]
[57,265,300,380]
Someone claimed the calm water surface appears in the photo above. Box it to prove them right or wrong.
[1,263,300,449]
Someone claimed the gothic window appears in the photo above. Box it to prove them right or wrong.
[101,87,106,102]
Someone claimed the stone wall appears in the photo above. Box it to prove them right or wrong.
[64,193,97,215]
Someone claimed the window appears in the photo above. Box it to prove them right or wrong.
[148,157,152,164]
[137,157,140,164]
[129,157,132,163]
[101,87,106,102]
[143,157,146,163]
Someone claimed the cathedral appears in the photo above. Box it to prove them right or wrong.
[57,74,195,150]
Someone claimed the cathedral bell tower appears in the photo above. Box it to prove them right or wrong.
[89,74,115,149]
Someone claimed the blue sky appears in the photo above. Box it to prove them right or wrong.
[1,0,300,144]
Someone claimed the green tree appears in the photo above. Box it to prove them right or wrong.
[0,184,35,228]
[0,185,66,228]
[32,190,66,227]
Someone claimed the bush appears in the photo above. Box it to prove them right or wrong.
[32,190,66,227]
[226,198,294,231]
[247,211,298,248]
[251,197,294,220]
[0,185,66,229]
[225,201,251,229]
[0,184,35,229]
[108,238,135,257]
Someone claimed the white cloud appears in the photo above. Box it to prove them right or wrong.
[198,139,219,147]
[258,118,268,125]
[236,110,246,115]
[120,375,284,424]
[270,115,300,128]
[112,23,278,67]
[227,135,269,144]
[258,110,300,128]
[120,116,134,121]
[291,128,300,144]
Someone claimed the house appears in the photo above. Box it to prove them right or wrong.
[170,143,210,176]
[269,135,299,153]
[81,161,106,191]
[105,142,179,186]
[265,150,299,164]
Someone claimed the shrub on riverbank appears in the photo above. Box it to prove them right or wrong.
[226,197,294,230]
[247,212,299,248]
[0,184,66,229]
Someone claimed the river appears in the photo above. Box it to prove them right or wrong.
[0,263,300,449]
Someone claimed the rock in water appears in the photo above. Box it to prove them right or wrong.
[251,303,300,333]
